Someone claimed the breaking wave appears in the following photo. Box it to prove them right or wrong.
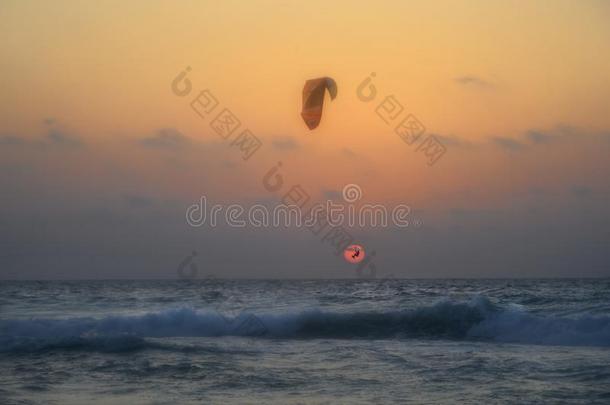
[1,297,609,352]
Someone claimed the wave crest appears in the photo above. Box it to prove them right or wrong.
[2,297,609,352]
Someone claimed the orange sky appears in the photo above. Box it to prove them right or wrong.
[1,0,609,200]
[1,0,609,278]
[2,0,609,133]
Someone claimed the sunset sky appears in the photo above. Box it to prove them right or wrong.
[1,0,609,278]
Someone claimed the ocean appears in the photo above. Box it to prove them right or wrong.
[1,279,609,404]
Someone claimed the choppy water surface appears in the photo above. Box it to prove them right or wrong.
[1,279,609,404]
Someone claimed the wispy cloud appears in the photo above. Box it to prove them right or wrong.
[45,129,82,147]
[490,136,524,151]
[271,136,299,150]
[526,130,566,144]
[0,135,25,146]
[1,129,83,149]
[432,134,470,148]
[454,75,492,88]
[140,128,189,149]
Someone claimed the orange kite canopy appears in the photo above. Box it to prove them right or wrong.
[301,77,337,130]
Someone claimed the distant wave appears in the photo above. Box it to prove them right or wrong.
[1,297,609,352]
[0,335,150,353]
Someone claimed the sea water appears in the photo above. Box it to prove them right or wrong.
[1,279,609,404]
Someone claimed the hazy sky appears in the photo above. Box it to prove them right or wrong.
[1,0,609,279]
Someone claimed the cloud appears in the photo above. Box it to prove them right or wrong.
[1,128,83,148]
[432,134,470,148]
[526,130,555,144]
[454,75,491,88]
[0,135,25,146]
[45,129,82,147]
[454,126,610,152]
[526,130,566,144]
[523,125,610,145]
[490,136,524,151]
[140,128,189,149]
[3,119,610,279]
[271,136,299,150]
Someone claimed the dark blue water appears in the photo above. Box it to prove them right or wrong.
[1,279,609,404]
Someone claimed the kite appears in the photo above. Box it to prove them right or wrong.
[301,77,337,130]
